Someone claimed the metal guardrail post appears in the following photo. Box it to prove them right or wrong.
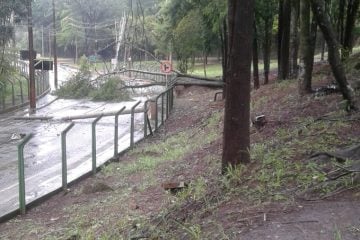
[17,133,33,215]
[130,101,141,148]
[144,100,149,137]
[170,87,174,111]
[154,94,161,131]
[6,80,15,106]
[166,90,169,119]
[214,91,223,102]
[114,106,126,157]
[0,82,5,109]
[17,78,24,104]
[92,115,103,174]
[161,93,164,125]
[61,122,75,190]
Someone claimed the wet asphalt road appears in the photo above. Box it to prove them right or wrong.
[0,65,154,217]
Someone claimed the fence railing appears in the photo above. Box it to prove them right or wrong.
[12,87,174,216]
[0,60,50,113]
[95,69,177,87]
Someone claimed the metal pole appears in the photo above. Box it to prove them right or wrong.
[143,100,149,137]
[17,134,33,215]
[161,93,164,125]
[114,106,126,157]
[41,25,44,56]
[61,122,75,190]
[27,0,36,112]
[154,95,161,131]
[166,90,169,119]
[130,101,141,148]
[52,0,58,89]
[92,115,103,174]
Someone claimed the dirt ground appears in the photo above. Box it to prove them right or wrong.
[0,63,359,239]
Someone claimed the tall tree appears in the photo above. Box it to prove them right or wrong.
[310,0,356,110]
[253,20,260,89]
[222,0,254,171]
[343,0,360,58]
[279,0,292,80]
[290,0,300,77]
[299,0,317,94]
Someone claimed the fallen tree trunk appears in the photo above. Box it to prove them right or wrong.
[14,108,145,121]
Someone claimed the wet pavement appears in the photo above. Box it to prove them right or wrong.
[0,64,162,218]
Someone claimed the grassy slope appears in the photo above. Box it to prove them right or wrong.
[0,61,359,239]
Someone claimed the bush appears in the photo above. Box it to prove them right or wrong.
[90,77,130,101]
[55,56,130,101]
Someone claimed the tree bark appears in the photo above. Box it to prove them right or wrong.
[263,15,273,84]
[221,18,228,99]
[343,0,360,59]
[310,0,356,110]
[278,0,284,77]
[291,0,300,77]
[279,0,292,80]
[253,21,260,89]
[299,0,317,95]
[222,0,254,171]
[338,0,346,44]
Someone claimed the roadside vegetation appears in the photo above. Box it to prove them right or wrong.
[0,60,359,239]
[55,57,130,102]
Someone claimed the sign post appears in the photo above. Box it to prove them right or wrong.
[160,61,172,88]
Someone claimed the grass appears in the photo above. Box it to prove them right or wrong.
[1,62,359,239]
[188,59,279,78]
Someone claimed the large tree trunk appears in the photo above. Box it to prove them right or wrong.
[343,0,360,59]
[220,18,228,99]
[299,0,317,94]
[222,0,254,171]
[279,0,292,80]
[278,0,284,77]
[311,0,356,110]
[263,15,273,84]
[253,21,260,89]
[290,0,300,77]
[338,0,346,44]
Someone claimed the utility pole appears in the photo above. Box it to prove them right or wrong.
[27,0,36,112]
[41,25,44,56]
[52,0,58,89]
[49,28,51,57]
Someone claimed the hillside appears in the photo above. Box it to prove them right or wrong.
[0,62,359,239]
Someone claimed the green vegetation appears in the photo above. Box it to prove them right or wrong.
[55,57,130,101]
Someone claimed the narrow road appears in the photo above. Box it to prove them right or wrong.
[0,98,146,217]
[0,63,158,218]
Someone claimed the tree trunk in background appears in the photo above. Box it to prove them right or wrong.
[320,36,326,60]
[290,0,300,77]
[203,51,207,78]
[299,0,317,94]
[221,18,228,99]
[253,21,260,89]
[222,0,254,171]
[311,0,356,110]
[279,0,291,80]
[278,0,284,77]
[263,15,273,84]
[343,0,360,59]
[338,0,346,44]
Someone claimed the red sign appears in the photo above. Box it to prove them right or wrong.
[160,61,172,74]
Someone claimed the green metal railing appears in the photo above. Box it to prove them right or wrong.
[17,134,33,215]
[61,122,75,190]
[114,106,126,157]
[92,115,103,174]
[0,60,50,113]
[130,101,142,148]
[14,87,175,216]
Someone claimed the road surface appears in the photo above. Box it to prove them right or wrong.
[0,63,163,218]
